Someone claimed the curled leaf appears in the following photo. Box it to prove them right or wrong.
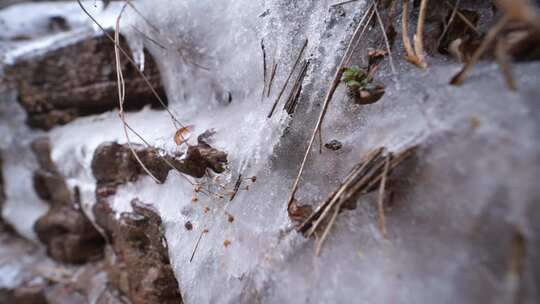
[174,125,194,145]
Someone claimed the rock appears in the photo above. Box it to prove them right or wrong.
[5,31,167,130]
[0,285,48,304]
[93,198,183,304]
[91,139,228,197]
[31,138,105,264]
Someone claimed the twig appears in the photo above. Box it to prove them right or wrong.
[377,155,390,238]
[114,2,162,184]
[374,2,397,75]
[286,1,376,211]
[315,201,340,256]
[450,14,510,86]
[442,1,481,36]
[495,37,517,91]
[344,1,376,65]
[438,0,461,49]
[305,148,384,236]
[300,146,414,255]
[413,0,429,68]
[261,39,267,101]
[401,0,428,68]
[131,25,167,50]
[268,39,308,118]
[76,0,184,129]
[402,0,416,62]
[126,1,160,34]
[266,60,278,97]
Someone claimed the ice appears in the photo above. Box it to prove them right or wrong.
[1,0,539,303]
[0,84,48,241]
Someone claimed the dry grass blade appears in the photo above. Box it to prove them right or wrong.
[443,1,480,36]
[413,0,429,68]
[77,0,184,129]
[229,174,243,201]
[284,60,310,114]
[297,148,383,233]
[402,0,417,63]
[495,38,517,91]
[131,25,167,50]
[114,2,161,184]
[450,15,510,86]
[189,228,208,263]
[268,39,308,118]
[374,2,397,75]
[261,39,267,101]
[301,146,415,256]
[377,155,390,238]
[345,4,376,66]
[266,60,278,97]
[401,0,428,68]
[286,1,377,211]
[305,148,385,237]
[438,0,462,49]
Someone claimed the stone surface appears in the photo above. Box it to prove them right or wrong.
[91,139,228,196]
[31,137,105,264]
[5,31,167,130]
[93,198,182,304]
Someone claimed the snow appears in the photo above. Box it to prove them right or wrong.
[1,0,540,303]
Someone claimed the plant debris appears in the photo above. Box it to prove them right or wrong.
[401,0,429,68]
[283,60,310,115]
[450,0,540,89]
[297,146,415,256]
[174,125,194,145]
[223,239,231,248]
[288,199,314,223]
[324,140,343,151]
[268,39,308,118]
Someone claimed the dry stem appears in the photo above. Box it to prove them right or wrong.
[286,1,377,211]
[114,2,162,184]
[377,155,390,238]
[450,15,510,86]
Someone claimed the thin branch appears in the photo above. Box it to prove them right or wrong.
[131,25,167,50]
[374,2,397,75]
[114,2,162,184]
[451,14,510,86]
[77,0,184,129]
[438,0,461,49]
[495,38,517,91]
[345,2,375,66]
[402,0,417,63]
[413,0,429,68]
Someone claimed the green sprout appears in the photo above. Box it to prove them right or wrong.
[341,66,372,88]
